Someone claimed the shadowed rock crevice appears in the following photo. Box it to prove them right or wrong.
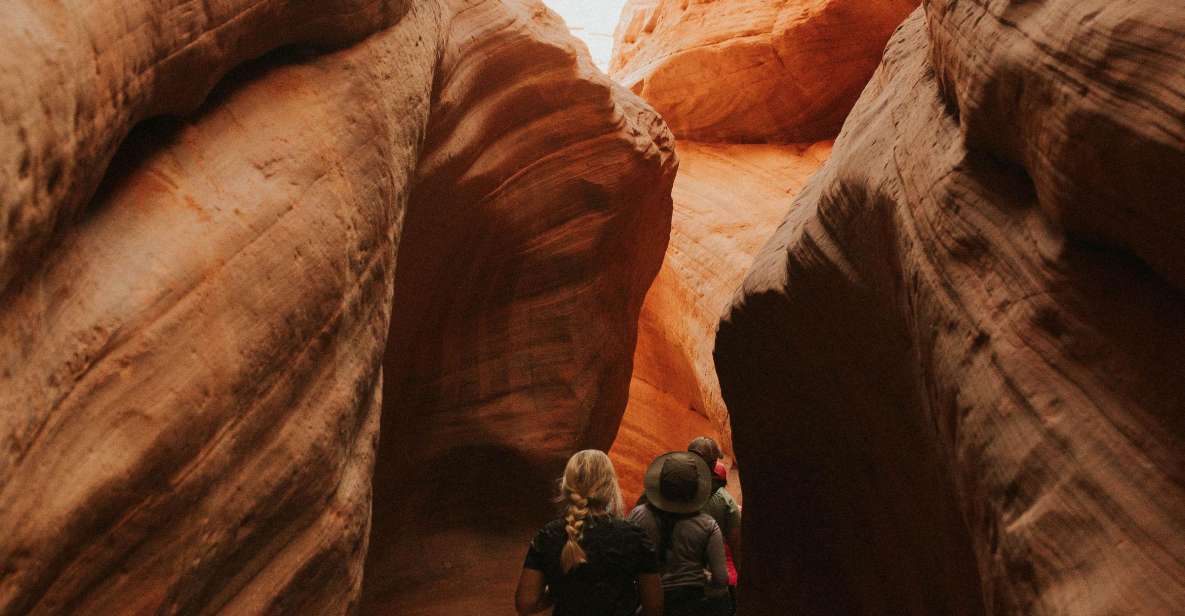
[715,176,987,614]
[716,5,1185,614]
[606,0,894,543]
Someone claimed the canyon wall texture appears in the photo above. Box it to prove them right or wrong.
[612,0,917,142]
[361,1,675,613]
[608,0,902,507]
[0,0,411,297]
[0,1,674,614]
[716,3,1185,615]
[611,142,829,503]
[0,6,441,612]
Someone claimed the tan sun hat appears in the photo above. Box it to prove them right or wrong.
[643,451,713,514]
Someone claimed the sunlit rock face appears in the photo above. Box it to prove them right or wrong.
[607,0,907,510]
[0,0,674,613]
[0,0,411,297]
[717,3,1185,614]
[0,6,438,613]
[610,142,829,504]
[611,0,918,143]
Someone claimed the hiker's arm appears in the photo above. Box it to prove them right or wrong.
[637,572,663,616]
[726,525,742,573]
[725,496,742,572]
[706,524,729,592]
[514,568,552,614]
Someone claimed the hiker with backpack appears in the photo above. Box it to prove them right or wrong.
[628,452,729,616]
[688,437,741,613]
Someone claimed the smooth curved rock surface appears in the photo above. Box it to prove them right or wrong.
[360,1,676,614]
[610,0,917,142]
[0,3,440,612]
[926,1,1185,291]
[716,5,1185,615]
[0,0,409,295]
[610,141,829,503]
[0,0,675,614]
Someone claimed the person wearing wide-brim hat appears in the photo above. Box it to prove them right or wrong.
[628,452,730,616]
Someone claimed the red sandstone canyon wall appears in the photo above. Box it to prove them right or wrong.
[0,1,674,614]
[610,142,830,503]
[0,6,440,612]
[0,0,410,297]
[716,2,1185,614]
[361,1,675,613]
[608,0,909,508]
[612,0,918,143]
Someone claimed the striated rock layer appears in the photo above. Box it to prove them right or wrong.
[0,4,441,611]
[0,0,675,614]
[606,0,910,507]
[611,0,918,142]
[610,141,830,503]
[716,4,1185,615]
[0,0,410,296]
[359,1,675,612]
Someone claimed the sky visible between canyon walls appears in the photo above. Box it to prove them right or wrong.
[543,0,629,70]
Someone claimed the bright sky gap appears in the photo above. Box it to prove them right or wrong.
[542,0,629,70]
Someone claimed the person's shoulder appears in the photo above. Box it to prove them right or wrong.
[609,513,650,539]
[612,515,658,552]
[708,487,736,507]
[533,518,567,540]
[526,519,566,565]
[626,504,650,522]
[691,512,721,533]
[705,489,739,522]
[604,514,644,533]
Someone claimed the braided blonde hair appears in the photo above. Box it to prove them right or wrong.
[559,449,624,573]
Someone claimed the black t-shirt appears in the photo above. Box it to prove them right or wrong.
[523,516,659,616]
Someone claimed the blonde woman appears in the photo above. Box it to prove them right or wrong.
[516,449,663,616]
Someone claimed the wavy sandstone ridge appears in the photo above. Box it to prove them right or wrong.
[0,0,410,295]
[362,1,675,613]
[611,0,917,142]
[716,4,1185,615]
[0,6,441,611]
[0,1,674,614]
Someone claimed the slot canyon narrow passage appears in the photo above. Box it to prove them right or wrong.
[1,0,1184,615]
